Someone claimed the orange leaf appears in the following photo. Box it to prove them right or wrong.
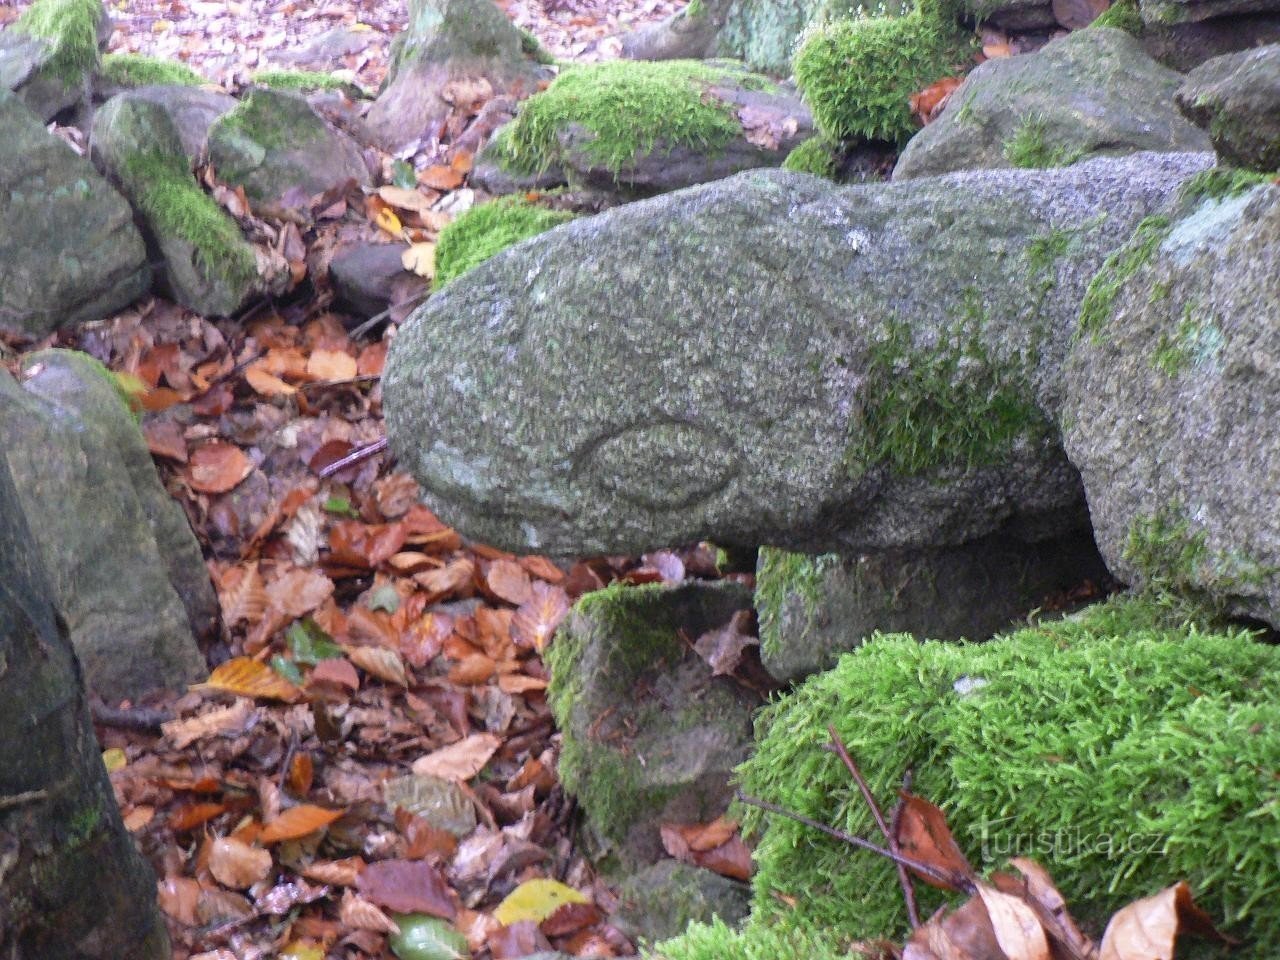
[418,165,464,190]
[195,657,302,702]
[306,348,358,382]
[486,559,532,605]
[1099,882,1229,960]
[144,419,188,462]
[894,792,977,891]
[909,76,964,126]
[411,733,501,782]
[347,645,410,687]
[169,801,229,831]
[511,581,571,651]
[245,363,298,397]
[187,442,253,494]
[209,836,273,890]
[259,804,345,844]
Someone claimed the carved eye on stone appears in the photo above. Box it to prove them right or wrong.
[572,421,741,511]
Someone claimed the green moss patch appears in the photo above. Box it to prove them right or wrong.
[793,9,974,144]
[1002,114,1086,169]
[14,0,103,84]
[252,69,364,97]
[99,53,204,88]
[434,196,574,287]
[649,916,851,960]
[213,89,322,153]
[1090,0,1142,32]
[1076,214,1171,341]
[501,60,753,177]
[755,547,837,657]
[119,150,256,287]
[738,595,1280,949]
[1180,167,1274,203]
[848,293,1049,476]
[781,135,838,179]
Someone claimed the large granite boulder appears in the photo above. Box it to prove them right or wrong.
[0,90,148,335]
[756,529,1108,682]
[383,153,1211,559]
[366,0,546,151]
[1177,44,1280,172]
[0,0,109,122]
[92,93,285,317]
[1064,174,1280,625]
[546,581,757,865]
[0,406,170,960]
[0,350,211,701]
[98,83,238,161]
[206,88,370,206]
[895,29,1210,180]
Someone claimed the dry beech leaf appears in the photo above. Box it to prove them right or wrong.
[411,733,501,782]
[486,559,532,605]
[976,880,1051,960]
[123,806,155,832]
[511,581,570,651]
[302,856,366,887]
[259,804,345,844]
[245,364,298,397]
[418,165,464,190]
[346,645,409,687]
[306,348,357,382]
[209,837,273,890]
[994,857,1095,958]
[693,609,757,676]
[357,858,456,919]
[162,700,256,749]
[158,876,202,925]
[1099,882,1227,960]
[194,658,302,703]
[266,568,334,619]
[402,242,436,278]
[144,418,188,462]
[188,442,254,494]
[894,792,977,891]
[219,562,268,627]
[416,557,474,596]
[378,185,435,212]
[339,889,401,934]
[498,674,549,694]
[310,657,360,691]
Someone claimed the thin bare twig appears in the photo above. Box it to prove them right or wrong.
[90,700,173,732]
[317,436,388,479]
[890,769,921,928]
[734,792,963,891]
[827,725,921,929]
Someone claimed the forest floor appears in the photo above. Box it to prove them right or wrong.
[0,1,757,959]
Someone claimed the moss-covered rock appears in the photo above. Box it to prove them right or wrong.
[648,915,850,960]
[612,860,750,944]
[793,8,974,146]
[1064,174,1280,626]
[1176,45,1280,173]
[547,581,757,865]
[499,59,812,196]
[0,89,148,334]
[434,196,575,287]
[97,52,203,89]
[894,29,1209,180]
[91,93,272,316]
[756,529,1107,682]
[738,595,1280,951]
[206,88,369,206]
[1,0,105,119]
[780,134,837,178]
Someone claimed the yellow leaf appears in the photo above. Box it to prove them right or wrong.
[375,206,404,237]
[102,747,127,772]
[402,242,436,278]
[195,657,302,702]
[493,878,589,926]
[279,940,326,960]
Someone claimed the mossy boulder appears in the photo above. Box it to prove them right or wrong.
[612,860,750,944]
[793,9,974,146]
[737,595,1280,951]
[366,0,546,151]
[92,93,278,316]
[756,528,1107,682]
[206,88,369,206]
[0,350,211,701]
[547,581,758,865]
[1140,0,1280,26]
[495,59,812,197]
[0,89,148,334]
[95,84,237,161]
[383,154,1208,558]
[894,29,1210,180]
[251,68,364,97]
[0,0,107,120]
[649,916,849,960]
[434,197,575,287]
[1063,174,1280,626]
[1176,44,1280,173]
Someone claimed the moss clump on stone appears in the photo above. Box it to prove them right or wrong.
[13,0,103,83]
[118,150,257,287]
[738,595,1280,949]
[793,7,974,144]
[1076,214,1171,341]
[517,27,556,65]
[848,295,1049,475]
[1002,114,1085,169]
[1150,301,1221,378]
[434,196,575,287]
[648,916,851,960]
[1180,167,1274,202]
[213,89,322,153]
[252,69,364,96]
[98,53,204,88]
[781,135,838,179]
[755,547,838,657]
[501,59,753,177]
[1090,0,1142,32]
